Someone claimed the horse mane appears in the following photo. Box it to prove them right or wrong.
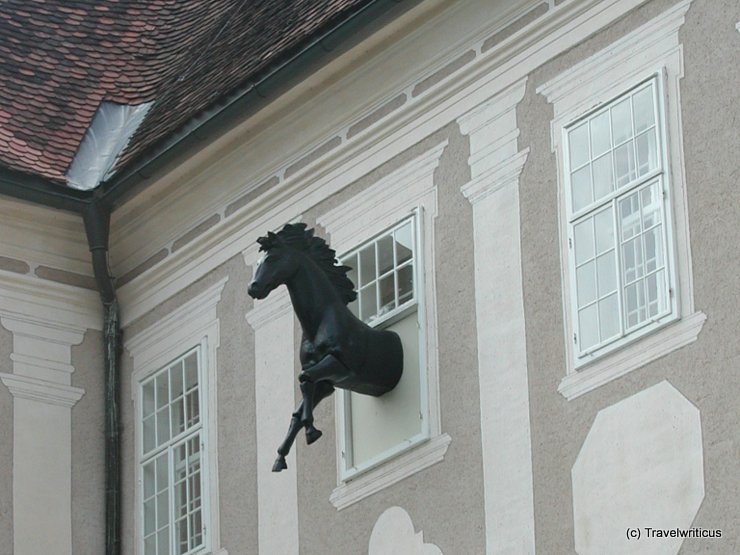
[256,223,357,305]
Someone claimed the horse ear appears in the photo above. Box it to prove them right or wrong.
[268,231,277,240]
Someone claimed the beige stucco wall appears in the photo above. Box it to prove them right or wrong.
[71,330,105,554]
[518,0,740,552]
[0,321,13,555]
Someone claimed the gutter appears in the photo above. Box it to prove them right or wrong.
[0,1,412,553]
[82,201,121,555]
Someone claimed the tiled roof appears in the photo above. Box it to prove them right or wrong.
[0,0,372,186]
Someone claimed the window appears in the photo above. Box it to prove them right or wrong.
[565,78,674,361]
[317,142,450,509]
[139,346,206,555]
[339,216,426,478]
[126,277,227,554]
[537,2,705,399]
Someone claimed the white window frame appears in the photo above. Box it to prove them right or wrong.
[126,277,229,555]
[562,76,676,362]
[337,213,428,481]
[317,142,451,510]
[537,0,705,400]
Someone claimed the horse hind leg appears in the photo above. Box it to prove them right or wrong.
[299,380,335,445]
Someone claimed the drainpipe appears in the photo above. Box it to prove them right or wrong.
[82,200,121,555]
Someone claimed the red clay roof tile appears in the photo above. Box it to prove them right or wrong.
[0,0,373,187]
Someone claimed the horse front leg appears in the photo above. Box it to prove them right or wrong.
[273,381,336,472]
[272,402,305,472]
[299,354,348,442]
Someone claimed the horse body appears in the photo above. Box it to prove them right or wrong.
[247,223,403,471]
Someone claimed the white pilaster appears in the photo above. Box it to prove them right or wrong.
[457,77,535,555]
[0,313,86,555]
[244,246,299,555]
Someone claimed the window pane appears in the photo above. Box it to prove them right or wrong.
[377,235,394,276]
[598,293,620,341]
[190,510,203,547]
[635,130,658,177]
[157,529,169,555]
[574,219,594,266]
[592,152,614,201]
[143,461,155,499]
[360,284,377,322]
[359,245,376,287]
[578,303,599,350]
[144,498,156,536]
[640,183,662,229]
[593,208,614,255]
[576,261,597,308]
[394,223,413,265]
[156,453,168,493]
[624,280,647,329]
[186,390,199,428]
[596,251,617,296]
[590,111,611,158]
[184,353,198,392]
[156,408,170,447]
[144,535,156,555]
[170,361,183,400]
[614,140,636,188]
[644,225,664,274]
[171,398,185,437]
[378,273,395,316]
[155,373,169,409]
[646,270,665,317]
[611,97,632,144]
[176,518,188,554]
[622,237,644,284]
[157,491,168,527]
[143,381,155,418]
[632,84,655,134]
[143,415,155,454]
[568,122,590,169]
[619,192,642,241]
[571,165,592,212]
[397,264,413,305]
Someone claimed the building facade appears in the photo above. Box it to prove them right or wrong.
[0,0,738,553]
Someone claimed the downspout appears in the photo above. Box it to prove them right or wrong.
[82,200,121,555]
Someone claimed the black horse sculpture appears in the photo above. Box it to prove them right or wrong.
[247,223,403,472]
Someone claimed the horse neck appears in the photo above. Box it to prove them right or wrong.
[285,255,342,338]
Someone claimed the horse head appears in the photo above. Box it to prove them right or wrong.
[247,231,300,300]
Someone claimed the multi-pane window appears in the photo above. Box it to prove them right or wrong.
[565,78,674,360]
[140,347,205,555]
[339,216,426,476]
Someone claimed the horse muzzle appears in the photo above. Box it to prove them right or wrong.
[247,281,268,299]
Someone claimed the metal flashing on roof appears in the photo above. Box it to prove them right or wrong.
[66,101,153,191]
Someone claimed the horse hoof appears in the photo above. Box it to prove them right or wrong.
[272,457,287,472]
[305,427,323,445]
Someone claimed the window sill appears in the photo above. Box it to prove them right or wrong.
[330,433,451,510]
[558,311,706,400]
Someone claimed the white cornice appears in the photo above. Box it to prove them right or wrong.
[116,0,657,326]
[461,149,530,205]
[537,0,692,117]
[125,276,228,368]
[0,372,85,408]
[0,271,101,331]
